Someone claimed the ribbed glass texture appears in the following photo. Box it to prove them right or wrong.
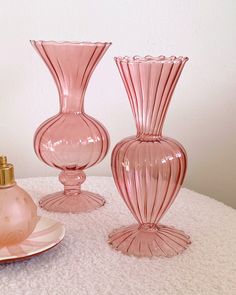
[31,41,111,213]
[108,56,191,257]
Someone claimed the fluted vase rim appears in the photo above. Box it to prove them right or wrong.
[30,40,112,47]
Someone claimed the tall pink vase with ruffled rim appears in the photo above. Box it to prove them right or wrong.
[108,55,191,257]
[31,41,111,213]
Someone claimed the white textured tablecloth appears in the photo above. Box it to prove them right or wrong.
[0,176,235,295]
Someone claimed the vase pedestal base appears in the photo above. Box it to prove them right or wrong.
[39,190,105,213]
[108,223,191,257]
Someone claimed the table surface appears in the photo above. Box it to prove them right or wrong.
[0,176,235,295]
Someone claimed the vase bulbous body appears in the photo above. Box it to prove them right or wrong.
[31,41,111,213]
[108,55,191,257]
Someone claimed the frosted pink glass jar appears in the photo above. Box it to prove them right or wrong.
[0,156,38,248]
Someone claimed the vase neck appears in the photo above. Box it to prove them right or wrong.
[115,56,188,137]
[31,41,111,113]
[60,94,84,113]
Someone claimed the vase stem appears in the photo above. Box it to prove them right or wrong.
[59,170,86,195]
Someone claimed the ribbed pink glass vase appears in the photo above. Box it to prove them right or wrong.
[108,55,191,257]
[31,41,111,213]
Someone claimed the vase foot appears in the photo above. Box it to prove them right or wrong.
[39,190,105,213]
[108,223,191,257]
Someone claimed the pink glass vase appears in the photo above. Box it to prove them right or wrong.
[108,55,191,257]
[31,41,111,213]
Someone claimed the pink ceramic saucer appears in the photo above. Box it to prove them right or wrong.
[0,216,65,263]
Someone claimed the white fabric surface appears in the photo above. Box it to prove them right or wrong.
[0,176,235,295]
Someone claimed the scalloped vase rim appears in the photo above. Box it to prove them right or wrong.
[115,55,189,63]
[30,40,112,47]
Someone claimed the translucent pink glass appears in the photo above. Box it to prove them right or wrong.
[31,41,111,213]
[108,55,191,257]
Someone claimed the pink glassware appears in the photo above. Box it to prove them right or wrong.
[31,41,111,213]
[0,156,38,248]
[108,55,191,257]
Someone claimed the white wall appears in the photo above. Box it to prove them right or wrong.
[0,0,235,208]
